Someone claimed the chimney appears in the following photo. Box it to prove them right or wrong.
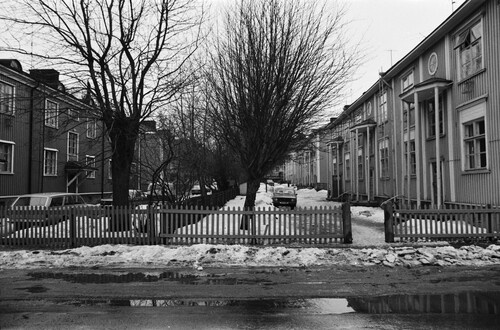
[29,69,60,89]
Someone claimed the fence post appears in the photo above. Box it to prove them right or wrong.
[487,204,492,241]
[70,207,76,248]
[342,202,352,244]
[383,202,395,243]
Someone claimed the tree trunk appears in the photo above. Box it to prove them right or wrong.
[108,118,138,232]
[240,178,261,230]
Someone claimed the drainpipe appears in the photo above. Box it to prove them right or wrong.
[435,86,442,207]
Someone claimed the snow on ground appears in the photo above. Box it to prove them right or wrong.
[0,184,499,270]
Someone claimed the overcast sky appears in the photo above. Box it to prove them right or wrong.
[340,0,467,108]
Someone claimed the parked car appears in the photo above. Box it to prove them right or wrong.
[5,192,90,227]
[272,187,297,209]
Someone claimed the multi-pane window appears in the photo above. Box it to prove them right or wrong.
[344,153,351,181]
[45,100,58,128]
[379,91,387,123]
[86,155,96,178]
[0,141,14,173]
[456,20,483,80]
[464,118,486,170]
[378,138,389,178]
[357,146,364,180]
[44,148,58,176]
[87,118,97,138]
[402,71,414,91]
[426,96,444,138]
[403,102,415,127]
[0,82,15,115]
[405,140,416,175]
[67,132,79,160]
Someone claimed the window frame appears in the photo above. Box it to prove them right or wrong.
[404,139,416,176]
[86,155,96,179]
[344,152,351,181]
[378,91,388,123]
[45,99,59,128]
[86,118,97,139]
[378,138,389,179]
[463,118,487,171]
[426,96,445,139]
[43,148,58,176]
[401,70,414,92]
[455,18,483,81]
[0,140,14,174]
[67,131,79,161]
[0,81,15,115]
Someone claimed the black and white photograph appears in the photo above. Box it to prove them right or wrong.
[0,0,499,329]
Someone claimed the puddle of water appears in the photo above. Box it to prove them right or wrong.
[47,292,500,315]
[15,285,49,293]
[27,271,272,286]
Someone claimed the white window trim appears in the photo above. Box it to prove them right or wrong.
[401,69,414,92]
[86,155,96,179]
[67,131,80,161]
[0,139,15,174]
[0,81,16,115]
[459,101,488,172]
[45,99,59,128]
[43,148,58,176]
[455,17,484,82]
[86,118,97,139]
[108,159,112,180]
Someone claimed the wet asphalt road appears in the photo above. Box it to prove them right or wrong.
[1,265,500,329]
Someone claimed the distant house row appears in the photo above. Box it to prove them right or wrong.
[284,0,500,207]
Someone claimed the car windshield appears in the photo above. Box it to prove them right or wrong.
[14,196,48,207]
[275,189,294,195]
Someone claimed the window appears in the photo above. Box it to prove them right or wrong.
[67,132,79,160]
[0,141,14,173]
[44,148,58,176]
[402,71,414,91]
[68,108,79,121]
[403,102,415,128]
[426,96,444,138]
[332,155,338,176]
[357,146,364,180]
[379,91,387,123]
[405,140,416,175]
[45,100,58,128]
[108,159,112,179]
[378,138,389,178]
[86,155,96,178]
[0,82,15,115]
[456,20,483,80]
[344,153,351,181]
[464,118,486,170]
[87,118,97,138]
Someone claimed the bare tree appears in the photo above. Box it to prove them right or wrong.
[206,0,360,224]
[2,0,205,216]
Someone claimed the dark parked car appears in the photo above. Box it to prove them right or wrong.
[272,187,297,209]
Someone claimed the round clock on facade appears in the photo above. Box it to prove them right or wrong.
[428,52,438,75]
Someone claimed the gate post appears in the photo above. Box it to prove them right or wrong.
[383,202,395,243]
[342,202,352,244]
[69,207,76,248]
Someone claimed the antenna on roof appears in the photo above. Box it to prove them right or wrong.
[451,0,456,12]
